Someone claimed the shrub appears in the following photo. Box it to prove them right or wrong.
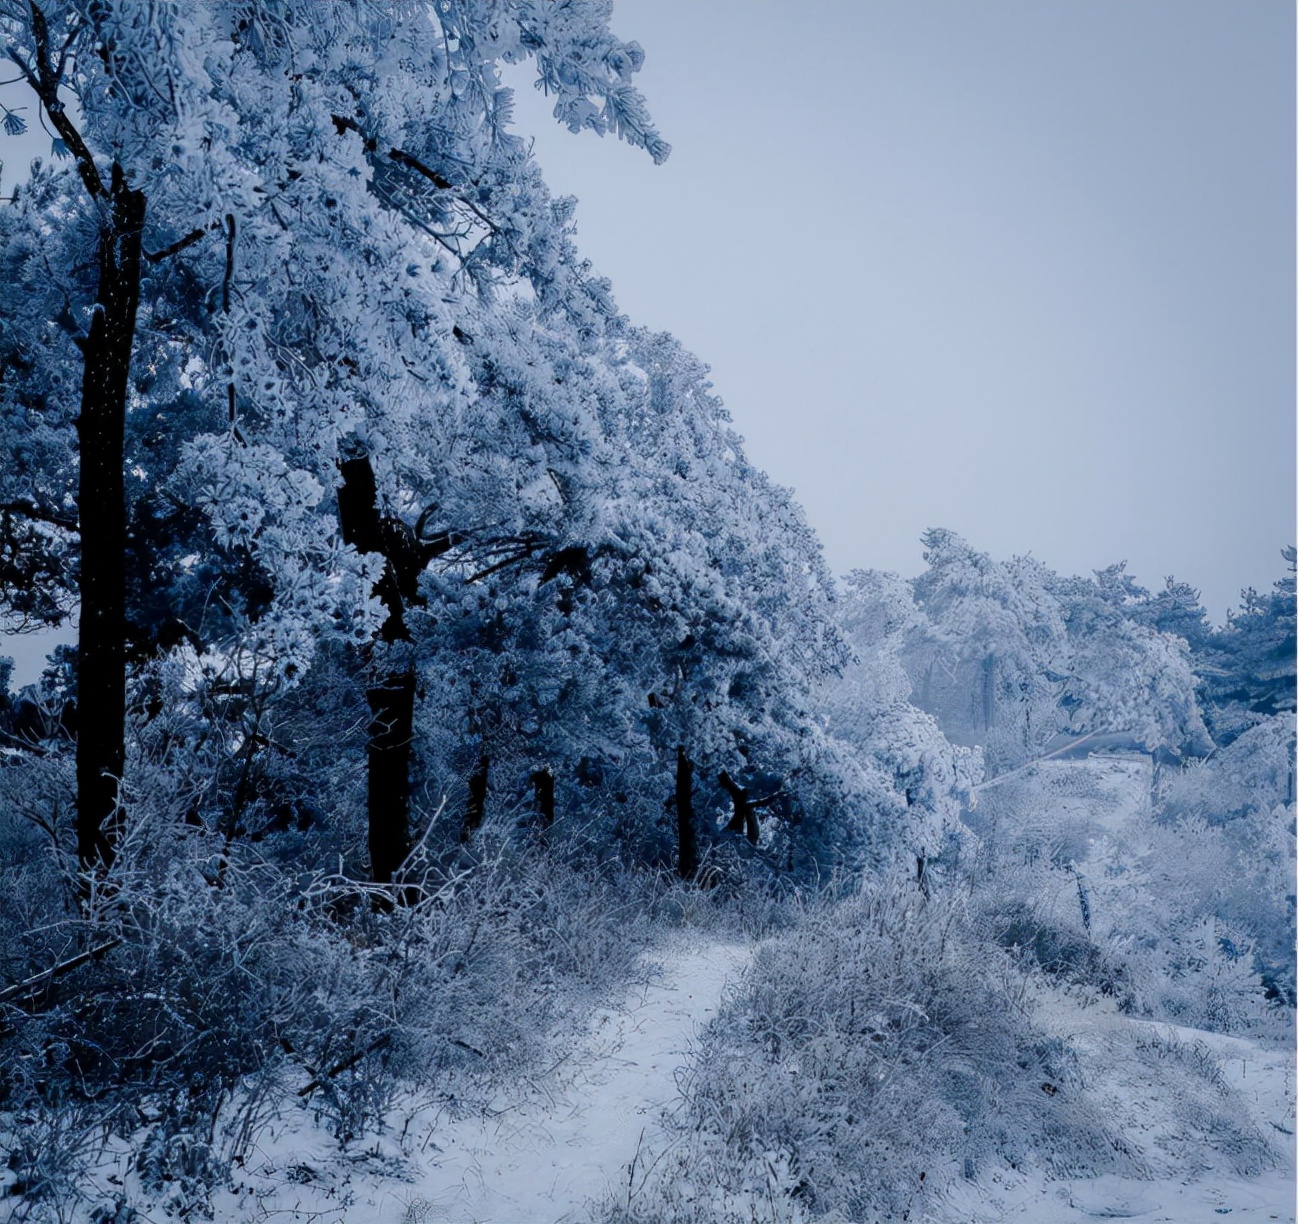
[599,882,1129,1223]
[0,782,662,1219]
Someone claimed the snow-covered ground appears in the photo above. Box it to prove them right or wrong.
[204,936,1291,1224]
[940,1001,1295,1224]
[11,926,1290,1224]
[202,933,752,1224]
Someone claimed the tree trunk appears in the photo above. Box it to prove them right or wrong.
[461,753,489,841]
[531,767,555,832]
[675,747,698,881]
[76,165,146,870]
[366,670,415,884]
[336,453,417,884]
[719,770,759,845]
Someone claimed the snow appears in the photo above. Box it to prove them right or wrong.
[939,997,1296,1224]
[208,933,752,1223]
[208,930,1292,1224]
[18,926,1291,1224]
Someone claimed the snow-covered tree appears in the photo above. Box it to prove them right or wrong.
[1047,568,1213,758]
[1200,548,1297,744]
[903,530,1212,770]
[904,529,1068,770]
[410,326,862,876]
[825,568,981,870]
[0,0,670,877]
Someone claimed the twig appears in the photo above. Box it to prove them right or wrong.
[144,223,214,263]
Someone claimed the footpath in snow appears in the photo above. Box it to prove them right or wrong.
[216,934,752,1224]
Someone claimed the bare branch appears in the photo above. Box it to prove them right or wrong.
[21,2,104,198]
[331,112,500,233]
[144,224,213,264]
[297,1033,391,1098]
[0,939,121,1004]
[386,145,454,191]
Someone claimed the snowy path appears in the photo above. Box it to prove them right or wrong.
[221,934,752,1224]
[392,936,751,1223]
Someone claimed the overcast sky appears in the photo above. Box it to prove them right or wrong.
[1,1,1293,684]
[504,0,1295,620]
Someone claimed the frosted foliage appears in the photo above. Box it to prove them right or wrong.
[0,165,89,628]
[1049,570,1213,756]
[905,530,1211,764]
[0,0,918,881]
[1089,794,1295,1023]
[905,531,1071,766]
[825,569,981,855]
[1159,714,1295,824]
[0,0,668,676]
[408,322,873,867]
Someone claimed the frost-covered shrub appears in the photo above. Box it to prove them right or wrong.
[1,1103,105,1220]
[1090,785,1295,1018]
[1112,916,1271,1034]
[1159,714,1295,825]
[991,900,1110,986]
[0,781,661,1219]
[958,739,1293,1026]
[612,884,1128,1223]
[959,762,1130,995]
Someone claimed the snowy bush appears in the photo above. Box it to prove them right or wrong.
[0,780,662,1219]
[1158,713,1294,825]
[600,882,1130,1223]
[1089,804,1295,1021]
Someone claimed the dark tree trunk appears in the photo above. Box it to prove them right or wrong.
[719,770,759,845]
[531,767,555,832]
[367,671,416,884]
[675,747,698,881]
[337,455,412,644]
[336,453,420,884]
[76,165,146,870]
[334,449,567,870]
[461,754,489,841]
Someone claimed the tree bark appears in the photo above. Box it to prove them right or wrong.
[76,165,146,870]
[336,454,417,883]
[366,672,416,884]
[719,770,759,845]
[531,767,555,832]
[675,747,698,881]
[461,754,489,841]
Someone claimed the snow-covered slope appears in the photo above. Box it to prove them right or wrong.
[940,1000,1295,1223]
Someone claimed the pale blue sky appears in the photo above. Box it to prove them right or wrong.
[1,1,1293,684]
[504,0,1295,620]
